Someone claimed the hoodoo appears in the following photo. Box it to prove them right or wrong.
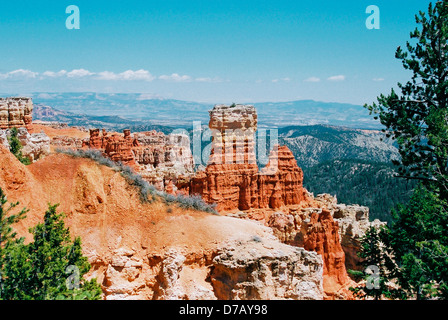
[187,104,312,211]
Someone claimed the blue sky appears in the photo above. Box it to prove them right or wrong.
[0,0,434,104]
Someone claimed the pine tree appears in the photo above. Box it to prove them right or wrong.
[0,188,28,298]
[365,0,448,199]
[387,185,448,299]
[23,204,102,300]
[362,1,448,300]
[349,225,404,300]
[0,191,102,300]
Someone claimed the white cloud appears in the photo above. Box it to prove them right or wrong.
[118,69,155,81]
[40,69,155,81]
[3,69,38,79]
[42,70,68,78]
[195,77,222,83]
[373,78,385,82]
[159,73,192,82]
[1,68,204,84]
[304,76,321,83]
[96,71,119,80]
[67,69,95,78]
[272,77,291,83]
[327,75,346,82]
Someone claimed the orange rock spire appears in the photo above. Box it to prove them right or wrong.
[188,104,311,211]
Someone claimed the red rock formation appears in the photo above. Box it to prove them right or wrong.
[82,129,138,168]
[103,132,137,167]
[83,129,103,149]
[190,146,311,211]
[302,209,351,298]
[267,207,355,299]
[81,128,194,189]
[186,104,312,212]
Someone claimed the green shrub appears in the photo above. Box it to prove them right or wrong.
[7,127,31,165]
[0,189,102,300]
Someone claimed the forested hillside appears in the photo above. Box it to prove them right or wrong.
[278,125,399,168]
[303,159,416,223]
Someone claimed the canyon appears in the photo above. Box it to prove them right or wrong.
[0,97,381,300]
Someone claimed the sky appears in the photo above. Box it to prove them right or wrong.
[0,0,435,105]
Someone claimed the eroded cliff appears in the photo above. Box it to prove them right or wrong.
[0,145,324,300]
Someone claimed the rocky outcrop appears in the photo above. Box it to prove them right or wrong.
[81,128,194,190]
[135,132,194,191]
[133,131,194,174]
[301,209,351,298]
[184,104,362,299]
[315,193,386,273]
[0,97,33,130]
[262,206,352,299]
[187,105,314,211]
[263,194,385,298]
[0,130,8,149]
[51,136,84,149]
[81,129,141,168]
[210,238,323,300]
[17,128,51,162]
[181,104,346,298]
[0,127,50,162]
[104,129,138,167]
[98,237,324,300]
